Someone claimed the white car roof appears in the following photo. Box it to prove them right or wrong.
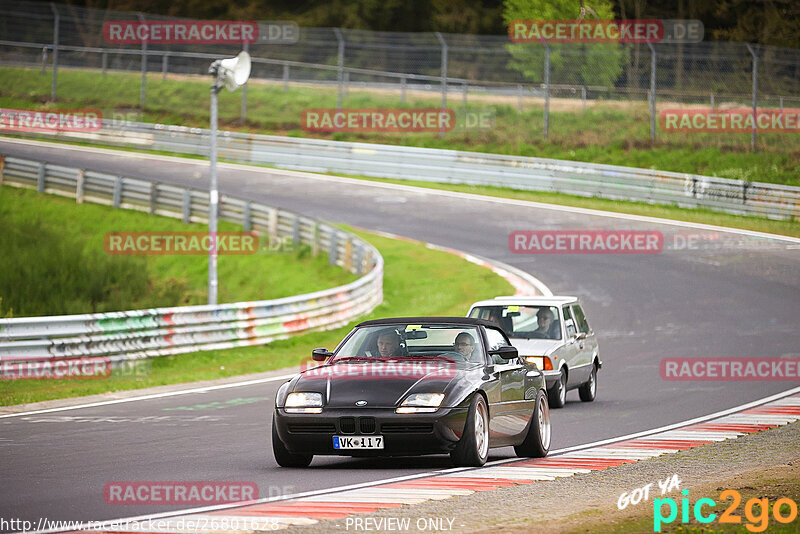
[469,295,579,308]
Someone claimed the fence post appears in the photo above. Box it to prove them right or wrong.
[334,28,345,110]
[329,231,338,265]
[710,93,715,110]
[343,71,349,98]
[76,169,85,203]
[462,82,467,106]
[41,47,48,74]
[581,86,586,112]
[49,3,59,101]
[149,182,158,214]
[162,54,168,80]
[37,162,46,192]
[112,176,122,208]
[242,201,251,232]
[344,237,352,272]
[746,43,758,151]
[138,12,147,110]
[182,190,191,223]
[647,42,656,141]
[102,52,108,75]
[292,216,300,245]
[543,42,550,139]
[312,222,319,256]
[517,84,523,113]
[400,76,406,102]
[435,32,448,110]
[779,96,783,112]
[0,155,4,185]
[240,41,249,123]
[282,63,289,92]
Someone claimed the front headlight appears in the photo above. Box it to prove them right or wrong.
[396,393,445,414]
[285,392,323,414]
[525,356,544,369]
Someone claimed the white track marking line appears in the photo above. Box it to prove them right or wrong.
[2,137,798,244]
[0,374,295,419]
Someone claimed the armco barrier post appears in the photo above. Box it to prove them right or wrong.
[162,54,168,80]
[49,3,59,101]
[37,162,46,193]
[329,232,338,266]
[148,182,157,214]
[435,32,448,112]
[76,169,85,204]
[282,63,289,92]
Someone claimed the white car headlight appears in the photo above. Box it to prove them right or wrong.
[396,393,445,414]
[285,392,323,413]
[525,356,544,369]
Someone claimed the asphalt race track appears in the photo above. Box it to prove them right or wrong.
[2,138,799,527]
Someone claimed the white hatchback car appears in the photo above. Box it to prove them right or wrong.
[468,296,601,408]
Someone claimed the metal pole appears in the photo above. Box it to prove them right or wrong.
[334,28,344,110]
[710,93,714,110]
[400,76,406,102]
[162,54,168,80]
[283,63,289,92]
[138,13,147,110]
[435,32,448,110]
[581,86,586,112]
[543,43,550,139]
[41,47,48,74]
[240,41,249,123]
[746,43,758,151]
[647,42,656,141]
[208,84,220,305]
[102,52,107,75]
[517,84,523,113]
[462,82,467,107]
[49,3,59,101]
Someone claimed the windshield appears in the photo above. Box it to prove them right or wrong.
[469,305,562,340]
[333,324,485,364]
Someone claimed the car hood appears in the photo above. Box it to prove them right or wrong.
[508,338,563,356]
[290,359,479,408]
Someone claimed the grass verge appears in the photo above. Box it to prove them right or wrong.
[0,185,357,317]
[0,227,514,405]
[1,66,797,186]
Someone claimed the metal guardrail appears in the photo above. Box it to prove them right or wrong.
[0,155,384,363]
[14,121,799,221]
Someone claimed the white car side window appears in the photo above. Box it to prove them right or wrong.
[565,318,577,338]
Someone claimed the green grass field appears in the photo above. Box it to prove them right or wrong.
[0,185,358,317]
[0,189,514,404]
[1,66,797,186]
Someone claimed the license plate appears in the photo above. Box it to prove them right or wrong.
[333,435,384,449]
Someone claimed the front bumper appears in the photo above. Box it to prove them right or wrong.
[274,406,469,456]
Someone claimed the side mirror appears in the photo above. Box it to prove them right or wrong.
[575,332,587,341]
[488,345,518,360]
[312,348,333,361]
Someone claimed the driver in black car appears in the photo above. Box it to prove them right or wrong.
[454,332,477,360]
[376,329,405,357]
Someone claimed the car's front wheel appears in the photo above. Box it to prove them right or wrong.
[548,369,567,408]
[450,394,489,467]
[514,389,551,458]
[579,363,598,402]
[272,416,313,467]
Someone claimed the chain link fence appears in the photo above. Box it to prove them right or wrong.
[1,0,799,145]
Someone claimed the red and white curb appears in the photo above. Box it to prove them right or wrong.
[54,389,800,533]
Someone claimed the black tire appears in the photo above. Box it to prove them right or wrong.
[272,416,313,467]
[548,369,567,408]
[579,363,598,402]
[450,394,490,467]
[514,389,551,458]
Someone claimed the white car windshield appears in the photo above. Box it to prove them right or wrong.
[333,324,485,363]
[470,305,562,340]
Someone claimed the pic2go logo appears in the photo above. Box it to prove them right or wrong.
[654,489,799,532]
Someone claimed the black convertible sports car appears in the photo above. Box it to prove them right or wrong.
[272,317,551,467]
